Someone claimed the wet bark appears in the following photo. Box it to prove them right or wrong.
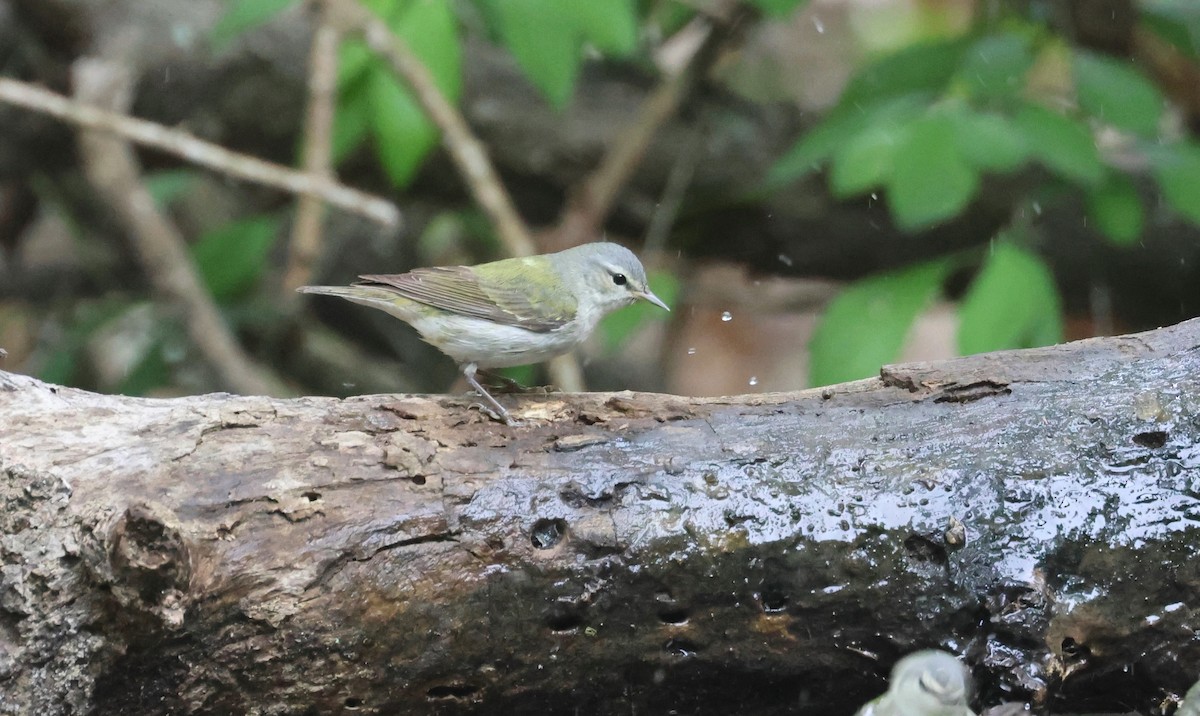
[2,320,1200,715]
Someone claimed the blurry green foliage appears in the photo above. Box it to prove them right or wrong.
[1086,173,1143,246]
[769,7,1200,385]
[956,241,1062,355]
[809,259,950,386]
[474,0,638,109]
[211,0,296,49]
[191,215,282,301]
[144,170,199,206]
[346,0,462,187]
[746,0,810,19]
[205,1,1198,393]
[1140,0,1200,58]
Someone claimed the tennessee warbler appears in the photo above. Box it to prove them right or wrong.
[298,242,669,424]
[856,650,976,716]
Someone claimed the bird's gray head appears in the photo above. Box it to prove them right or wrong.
[889,650,970,716]
[551,242,669,315]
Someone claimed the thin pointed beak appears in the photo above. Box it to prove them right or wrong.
[636,289,670,311]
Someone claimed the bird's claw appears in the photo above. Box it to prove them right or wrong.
[467,401,524,427]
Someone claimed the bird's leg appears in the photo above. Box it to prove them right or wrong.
[462,363,517,425]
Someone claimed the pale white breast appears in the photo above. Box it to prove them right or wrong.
[407,313,592,368]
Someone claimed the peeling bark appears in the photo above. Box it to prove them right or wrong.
[2,320,1200,714]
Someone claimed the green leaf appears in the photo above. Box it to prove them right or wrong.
[1073,50,1164,136]
[745,0,810,18]
[599,270,680,351]
[951,109,1029,172]
[211,0,296,50]
[809,259,950,386]
[829,122,908,197]
[361,0,403,20]
[144,170,196,207]
[337,40,374,89]
[840,38,969,107]
[394,0,462,100]
[38,346,77,386]
[1012,102,1103,185]
[575,0,638,55]
[368,72,436,187]
[1086,172,1143,245]
[489,0,581,108]
[191,215,280,300]
[117,340,171,397]
[333,77,371,162]
[364,0,461,187]
[956,31,1035,99]
[768,94,927,185]
[1141,2,1200,58]
[496,364,538,387]
[1148,141,1200,226]
[887,112,980,230]
[958,241,1062,354]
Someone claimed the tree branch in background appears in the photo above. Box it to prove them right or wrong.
[0,76,400,227]
[551,7,745,250]
[323,0,535,259]
[323,0,589,390]
[282,2,341,299]
[73,56,287,397]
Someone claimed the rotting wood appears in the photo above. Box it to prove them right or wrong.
[2,320,1200,715]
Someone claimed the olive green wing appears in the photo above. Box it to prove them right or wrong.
[357,260,577,333]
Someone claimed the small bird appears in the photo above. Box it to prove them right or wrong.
[856,650,976,716]
[298,242,669,424]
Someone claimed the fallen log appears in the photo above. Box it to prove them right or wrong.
[2,319,1199,715]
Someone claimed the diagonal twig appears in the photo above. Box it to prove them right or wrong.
[73,56,287,397]
[0,76,399,227]
[322,0,536,259]
[282,0,342,298]
[552,6,745,250]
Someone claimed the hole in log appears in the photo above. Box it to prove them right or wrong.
[343,697,363,709]
[546,603,585,632]
[427,683,479,700]
[903,534,948,566]
[757,589,789,613]
[663,638,701,657]
[1061,637,1090,663]
[411,475,427,485]
[657,607,690,625]
[530,518,567,549]
[1132,430,1168,448]
[302,491,321,502]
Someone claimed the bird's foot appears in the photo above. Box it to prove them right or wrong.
[468,401,523,427]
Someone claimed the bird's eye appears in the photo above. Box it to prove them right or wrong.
[612,273,627,286]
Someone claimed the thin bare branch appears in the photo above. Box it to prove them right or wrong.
[0,76,399,227]
[324,0,536,258]
[73,57,287,397]
[552,8,742,250]
[282,4,342,297]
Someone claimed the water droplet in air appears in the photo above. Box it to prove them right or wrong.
[778,254,793,267]
[813,16,825,33]
[686,347,697,356]
[748,376,759,386]
[721,311,733,322]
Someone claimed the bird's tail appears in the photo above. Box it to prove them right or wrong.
[296,285,409,314]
